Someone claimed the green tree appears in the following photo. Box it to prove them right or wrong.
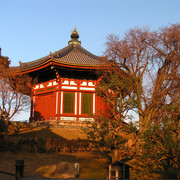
[140,98,180,178]
[84,62,138,159]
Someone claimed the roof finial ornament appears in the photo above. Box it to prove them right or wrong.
[19,61,24,67]
[68,27,81,46]
[49,51,53,58]
[0,47,2,56]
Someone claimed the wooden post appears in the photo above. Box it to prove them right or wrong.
[15,160,24,180]
[112,149,120,163]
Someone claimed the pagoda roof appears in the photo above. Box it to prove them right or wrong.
[11,29,105,73]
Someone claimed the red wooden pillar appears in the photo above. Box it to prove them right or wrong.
[76,80,81,121]
[30,95,33,122]
[30,87,35,122]
[56,80,62,120]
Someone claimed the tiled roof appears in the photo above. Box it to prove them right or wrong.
[56,45,102,66]
[11,43,104,72]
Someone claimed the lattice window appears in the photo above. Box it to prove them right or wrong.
[82,93,92,114]
[63,92,74,113]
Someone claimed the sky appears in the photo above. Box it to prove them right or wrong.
[0,0,180,121]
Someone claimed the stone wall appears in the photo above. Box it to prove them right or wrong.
[11,120,91,129]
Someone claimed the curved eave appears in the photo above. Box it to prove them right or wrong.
[11,59,107,74]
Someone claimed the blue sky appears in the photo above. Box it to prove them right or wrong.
[0,0,180,121]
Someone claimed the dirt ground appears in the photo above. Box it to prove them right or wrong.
[0,173,14,180]
[0,151,108,179]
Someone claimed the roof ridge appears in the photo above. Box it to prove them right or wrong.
[53,44,73,58]
[76,45,102,60]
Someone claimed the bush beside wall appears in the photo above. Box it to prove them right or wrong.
[0,136,100,153]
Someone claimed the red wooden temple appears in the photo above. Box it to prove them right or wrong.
[11,29,107,122]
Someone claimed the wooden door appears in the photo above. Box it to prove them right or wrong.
[34,92,55,120]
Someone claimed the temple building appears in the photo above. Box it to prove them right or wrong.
[11,29,107,122]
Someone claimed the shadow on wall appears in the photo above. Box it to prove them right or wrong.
[12,127,68,140]
[33,111,43,121]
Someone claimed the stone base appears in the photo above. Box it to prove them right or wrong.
[30,119,92,129]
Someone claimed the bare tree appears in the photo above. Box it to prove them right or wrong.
[101,23,180,178]
[0,55,32,136]
[105,24,180,131]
